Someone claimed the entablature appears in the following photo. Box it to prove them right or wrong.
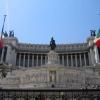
[16,43,89,53]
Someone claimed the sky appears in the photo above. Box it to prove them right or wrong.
[0,0,100,44]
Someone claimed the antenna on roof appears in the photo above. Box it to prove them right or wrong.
[1,15,7,38]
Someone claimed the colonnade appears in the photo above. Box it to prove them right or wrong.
[16,53,47,68]
[59,52,89,67]
[16,52,90,67]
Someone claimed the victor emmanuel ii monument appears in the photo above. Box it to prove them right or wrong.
[0,29,100,91]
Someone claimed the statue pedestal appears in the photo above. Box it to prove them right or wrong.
[47,50,59,65]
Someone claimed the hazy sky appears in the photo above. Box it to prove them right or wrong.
[0,0,100,44]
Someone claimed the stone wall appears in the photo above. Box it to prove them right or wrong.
[0,66,100,89]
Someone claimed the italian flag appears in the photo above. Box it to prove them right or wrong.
[0,38,3,48]
[0,31,4,49]
[94,29,100,48]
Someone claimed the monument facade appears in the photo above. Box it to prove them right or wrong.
[0,32,100,90]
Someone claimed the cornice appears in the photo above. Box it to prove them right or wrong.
[16,43,89,53]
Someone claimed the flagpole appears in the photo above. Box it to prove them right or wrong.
[1,15,7,38]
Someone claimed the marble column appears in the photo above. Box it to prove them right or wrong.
[90,49,93,65]
[79,54,82,67]
[40,54,43,66]
[28,54,30,67]
[23,53,25,67]
[14,52,17,66]
[32,54,34,67]
[84,53,86,66]
[71,54,73,67]
[19,53,21,68]
[36,54,38,66]
[62,54,64,65]
[58,55,60,65]
[66,54,68,66]
[94,46,99,63]
[75,54,77,67]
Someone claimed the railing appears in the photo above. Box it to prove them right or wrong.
[0,88,100,100]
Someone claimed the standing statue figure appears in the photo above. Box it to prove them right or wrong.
[9,30,14,37]
[50,37,56,50]
[90,30,96,36]
[4,31,8,37]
